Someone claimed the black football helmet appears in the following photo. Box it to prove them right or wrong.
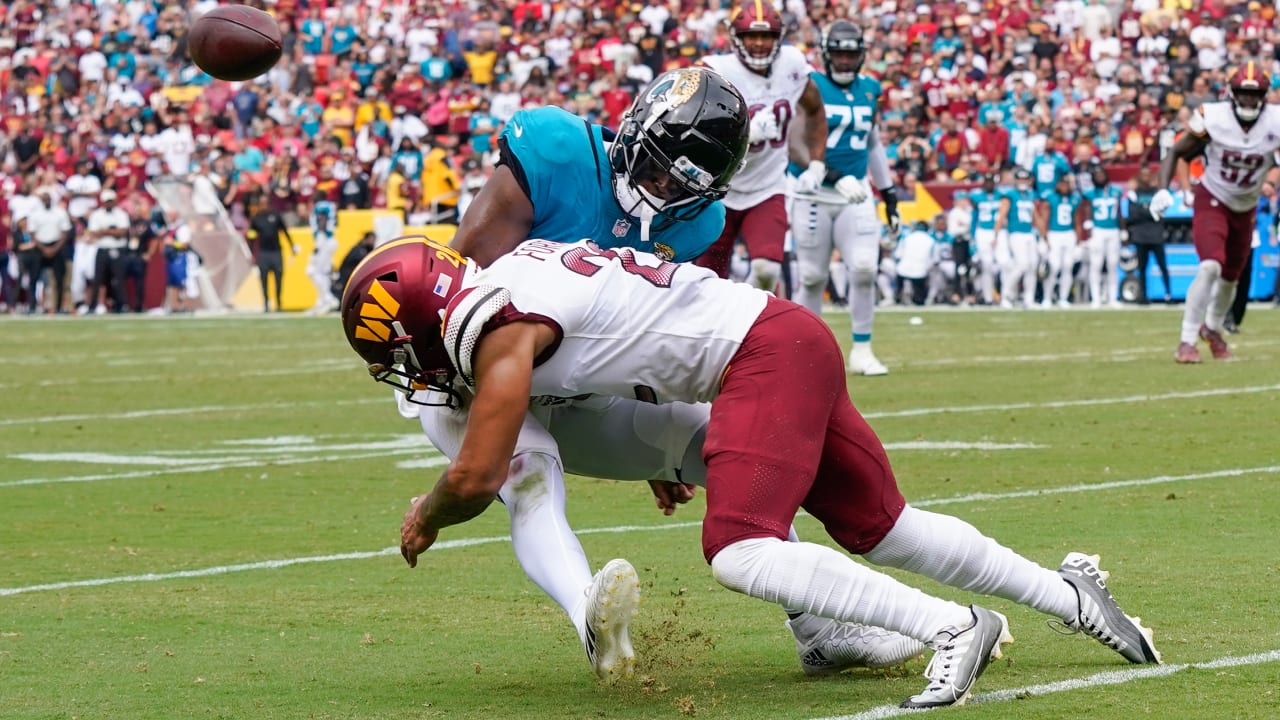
[822,20,865,86]
[339,235,470,408]
[609,67,750,230]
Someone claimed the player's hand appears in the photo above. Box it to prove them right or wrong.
[748,111,779,144]
[400,495,439,568]
[1149,188,1174,221]
[795,160,826,194]
[834,175,870,203]
[648,480,697,516]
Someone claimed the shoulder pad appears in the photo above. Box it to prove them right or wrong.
[443,285,513,389]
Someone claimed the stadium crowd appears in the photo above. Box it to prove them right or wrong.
[2,0,1280,314]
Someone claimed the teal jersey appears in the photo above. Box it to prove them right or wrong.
[969,189,1003,232]
[499,107,725,262]
[1083,184,1123,230]
[1005,188,1038,234]
[1041,190,1082,232]
[813,72,880,182]
[1032,152,1073,193]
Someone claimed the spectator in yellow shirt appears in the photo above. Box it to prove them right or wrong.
[355,87,391,132]
[421,140,460,223]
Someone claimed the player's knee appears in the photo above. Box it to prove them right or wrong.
[499,451,564,510]
[1198,259,1223,280]
[709,536,780,592]
[798,263,828,291]
[750,258,781,290]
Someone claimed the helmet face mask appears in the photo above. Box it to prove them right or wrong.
[609,67,750,230]
[730,2,784,72]
[822,20,865,85]
[340,236,470,408]
[1228,62,1271,124]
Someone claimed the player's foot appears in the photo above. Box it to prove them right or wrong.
[1056,552,1161,664]
[1223,318,1240,335]
[847,348,888,376]
[786,614,926,675]
[583,558,641,682]
[1057,299,1072,309]
[1199,324,1233,359]
[1174,342,1202,364]
[999,299,1014,309]
[899,606,1012,709]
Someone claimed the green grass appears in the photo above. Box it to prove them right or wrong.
[2,307,1279,720]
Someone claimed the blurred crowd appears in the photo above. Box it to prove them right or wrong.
[2,0,1280,313]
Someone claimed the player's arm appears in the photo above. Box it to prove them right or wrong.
[1034,198,1049,237]
[448,165,535,268]
[1158,130,1209,189]
[1074,197,1087,239]
[798,78,827,165]
[399,320,555,567]
[866,124,900,230]
[994,197,1010,233]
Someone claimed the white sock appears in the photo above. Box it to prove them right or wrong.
[749,258,781,294]
[711,537,973,643]
[864,506,1078,620]
[1206,278,1238,333]
[497,452,595,643]
[1181,260,1221,344]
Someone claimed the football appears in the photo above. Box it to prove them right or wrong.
[187,5,283,82]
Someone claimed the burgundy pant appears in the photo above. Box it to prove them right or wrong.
[701,297,906,563]
[693,194,788,279]
[1193,184,1256,282]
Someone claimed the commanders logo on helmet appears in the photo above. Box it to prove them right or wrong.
[1228,61,1271,124]
[729,1,784,71]
[339,235,470,407]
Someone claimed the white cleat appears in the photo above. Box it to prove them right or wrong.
[583,558,641,682]
[848,349,889,376]
[1057,552,1161,664]
[900,606,1013,709]
[787,614,926,675]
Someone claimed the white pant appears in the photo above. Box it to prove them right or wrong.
[308,233,337,302]
[791,194,880,336]
[71,243,97,302]
[416,393,709,486]
[974,228,999,304]
[1044,230,1077,304]
[1005,232,1038,307]
[1087,228,1121,305]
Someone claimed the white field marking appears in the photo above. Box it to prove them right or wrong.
[898,337,1280,367]
[882,441,1043,451]
[10,437,429,466]
[810,649,1280,720]
[8,379,1280,431]
[3,465,1275,597]
[9,453,249,467]
[0,360,356,389]
[0,448,443,489]
[862,383,1280,420]
[0,397,384,428]
[0,519,704,598]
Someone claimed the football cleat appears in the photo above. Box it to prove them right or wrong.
[900,606,1013,709]
[583,558,641,682]
[787,614,926,674]
[1056,552,1161,664]
[1199,324,1233,360]
[1175,342,1202,364]
[847,347,889,376]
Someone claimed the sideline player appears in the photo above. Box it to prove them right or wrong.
[1152,62,1280,363]
[1036,174,1085,308]
[790,20,901,376]
[968,175,1004,306]
[342,236,1162,709]
[1082,162,1124,307]
[695,1,827,293]
[390,67,922,679]
[995,168,1040,308]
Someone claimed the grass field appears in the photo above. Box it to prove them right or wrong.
[2,306,1279,720]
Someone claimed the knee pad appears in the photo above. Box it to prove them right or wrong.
[750,258,781,291]
[498,451,565,512]
[1198,259,1223,281]
[849,248,878,285]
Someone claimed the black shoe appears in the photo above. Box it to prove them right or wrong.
[1223,319,1240,335]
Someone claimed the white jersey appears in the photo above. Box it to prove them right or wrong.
[701,46,812,210]
[443,239,768,405]
[1191,101,1280,213]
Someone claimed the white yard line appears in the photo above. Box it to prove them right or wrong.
[810,649,1280,720]
[1,464,1274,595]
[882,441,1043,451]
[0,448,443,489]
[863,383,1280,419]
[6,382,1279,429]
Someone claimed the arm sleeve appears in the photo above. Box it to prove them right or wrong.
[867,125,895,190]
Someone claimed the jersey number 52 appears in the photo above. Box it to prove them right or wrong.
[1220,150,1265,187]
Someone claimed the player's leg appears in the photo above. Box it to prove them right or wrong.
[693,210,744,280]
[1102,230,1122,306]
[975,230,998,305]
[1087,232,1105,306]
[1014,233,1039,308]
[835,198,888,375]
[1055,233,1076,307]
[791,197,836,315]
[1180,187,1231,361]
[1042,236,1063,307]
[740,195,787,294]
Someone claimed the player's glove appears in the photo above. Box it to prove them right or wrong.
[881,186,901,236]
[748,112,779,144]
[835,175,870,203]
[1149,188,1174,221]
[795,160,826,194]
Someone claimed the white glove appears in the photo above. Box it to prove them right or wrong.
[795,160,826,194]
[748,112,779,144]
[834,175,870,203]
[1149,188,1174,221]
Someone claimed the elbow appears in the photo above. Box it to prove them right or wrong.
[443,460,505,503]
